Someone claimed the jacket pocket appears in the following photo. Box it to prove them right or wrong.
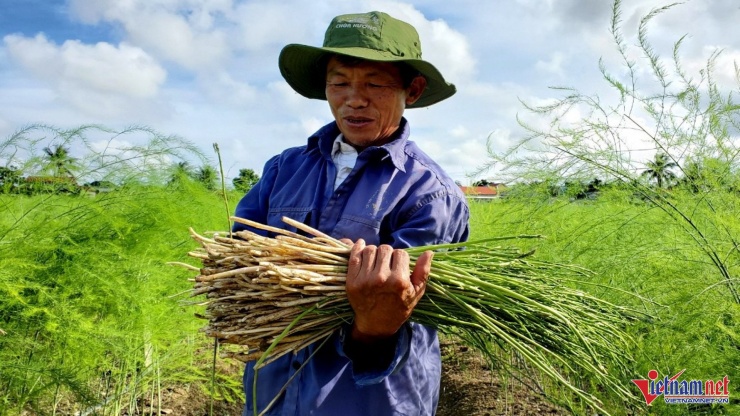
[331,215,381,246]
[266,207,311,234]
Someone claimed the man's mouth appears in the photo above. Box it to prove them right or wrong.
[344,117,373,126]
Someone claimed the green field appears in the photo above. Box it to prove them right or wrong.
[1,182,738,415]
[470,190,739,415]
[0,182,246,415]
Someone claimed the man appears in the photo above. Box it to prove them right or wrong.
[234,11,469,415]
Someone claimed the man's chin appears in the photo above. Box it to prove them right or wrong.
[340,134,377,149]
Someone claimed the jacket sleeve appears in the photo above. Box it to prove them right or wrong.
[390,190,470,248]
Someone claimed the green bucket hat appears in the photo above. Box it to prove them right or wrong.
[278,11,456,108]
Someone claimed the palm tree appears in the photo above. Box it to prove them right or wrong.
[232,168,260,193]
[641,153,678,188]
[42,145,78,178]
[168,161,193,186]
[0,166,22,193]
[680,158,705,192]
[196,165,218,191]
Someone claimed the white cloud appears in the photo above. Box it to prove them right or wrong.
[4,34,165,98]
[197,71,258,106]
[450,125,469,139]
[417,136,490,181]
[535,52,565,77]
[421,18,476,82]
[69,0,233,71]
[230,1,318,53]
[3,34,167,118]
[301,117,324,136]
[682,46,740,91]
[127,11,230,71]
[2,0,738,186]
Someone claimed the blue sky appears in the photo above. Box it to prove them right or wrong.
[2,0,115,43]
[1,0,738,184]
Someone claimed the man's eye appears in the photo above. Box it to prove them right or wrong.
[328,82,348,87]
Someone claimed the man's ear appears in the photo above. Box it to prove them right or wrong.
[405,76,427,106]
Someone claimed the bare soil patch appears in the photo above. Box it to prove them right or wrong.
[115,340,567,416]
[436,340,567,416]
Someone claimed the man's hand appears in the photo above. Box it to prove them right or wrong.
[345,239,433,343]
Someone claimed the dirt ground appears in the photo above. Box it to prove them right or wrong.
[119,340,567,416]
[120,387,242,416]
[436,340,566,416]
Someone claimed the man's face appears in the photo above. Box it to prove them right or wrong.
[325,57,426,150]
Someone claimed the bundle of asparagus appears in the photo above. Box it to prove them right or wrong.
[181,216,637,414]
[187,216,353,367]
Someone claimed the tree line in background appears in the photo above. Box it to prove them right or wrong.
[0,142,260,196]
[4,143,734,199]
[474,145,739,201]
[498,150,740,201]
[167,161,260,193]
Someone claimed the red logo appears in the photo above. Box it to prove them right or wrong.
[632,369,730,406]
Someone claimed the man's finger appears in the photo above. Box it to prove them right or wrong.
[347,239,366,281]
[389,249,409,274]
[410,250,433,293]
[359,244,378,280]
[372,245,394,277]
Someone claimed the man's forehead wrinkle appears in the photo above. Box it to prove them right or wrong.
[329,71,395,79]
[327,63,400,80]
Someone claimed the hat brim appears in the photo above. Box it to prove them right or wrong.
[279,44,456,108]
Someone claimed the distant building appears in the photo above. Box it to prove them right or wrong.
[459,184,501,200]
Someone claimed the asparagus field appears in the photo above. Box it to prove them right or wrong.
[1,184,738,415]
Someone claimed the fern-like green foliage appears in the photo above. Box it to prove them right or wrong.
[0,125,244,414]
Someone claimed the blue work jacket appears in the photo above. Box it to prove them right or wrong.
[234,118,470,416]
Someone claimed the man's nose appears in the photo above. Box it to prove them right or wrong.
[345,83,369,108]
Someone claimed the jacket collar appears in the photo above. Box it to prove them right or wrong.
[304,118,409,173]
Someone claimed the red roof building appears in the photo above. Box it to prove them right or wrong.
[459,185,500,199]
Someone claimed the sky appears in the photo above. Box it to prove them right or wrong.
[1,0,739,185]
